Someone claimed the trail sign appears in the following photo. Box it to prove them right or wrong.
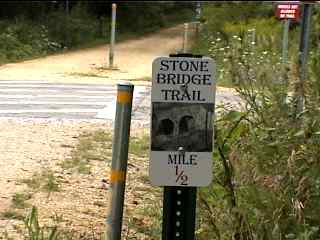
[149,55,216,187]
[276,3,300,21]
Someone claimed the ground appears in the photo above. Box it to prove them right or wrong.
[0,24,238,239]
[0,24,185,239]
[0,25,184,86]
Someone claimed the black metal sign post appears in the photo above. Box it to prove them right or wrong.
[161,53,202,240]
[162,186,197,240]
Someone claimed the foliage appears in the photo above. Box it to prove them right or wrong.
[60,130,112,174]
[0,1,194,65]
[194,4,320,238]
[46,4,100,49]
[0,19,62,63]
[116,2,193,34]
[197,59,320,240]
[129,135,150,157]
[192,5,301,87]
[309,50,320,100]
[199,2,273,41]
[22,170,60,193]
[24,206,59,240]
[2,209,25,221]
[310,5,320,49]
[12,192,32,209]
[23,206,98,240]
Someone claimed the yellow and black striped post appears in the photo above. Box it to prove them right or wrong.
[106,82,134,240]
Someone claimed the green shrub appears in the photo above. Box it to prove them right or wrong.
[46,4,100,49]
[193,3,320,238]
[197,69,320,240]
[0,20,62,64]
[0,2,193,65]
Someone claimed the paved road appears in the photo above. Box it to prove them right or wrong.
[0,80,149,121]
[0,81,241,126]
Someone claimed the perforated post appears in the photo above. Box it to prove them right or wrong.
[162,187,197,240]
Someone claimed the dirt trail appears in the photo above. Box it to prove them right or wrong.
[0,24,240,238]
[0,25,185,85]
[0,25,185,236]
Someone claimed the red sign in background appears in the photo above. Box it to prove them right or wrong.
[276,3,300,21]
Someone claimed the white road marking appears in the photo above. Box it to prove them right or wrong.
[0,89,113,94]
[0,94,111,99]
[0,81,48,84]
[0,84,116,89]
[0,101,109,105]
[95,86,149,119]
[0,109,100,113]
[0,81,150,120]
[95,100,116,119]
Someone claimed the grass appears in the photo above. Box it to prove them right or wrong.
[129,135,150,157]
[1,191,31,221]
[67,72,109,78]
[2,130,154,238]
[132,77,151,82]
[22,206,104,240]
[59,129,149,169]
[60,156,91,174]
[1,209,25,221]
[21,175,41,190]
[21,170,60,193]
[124,185,162,239]
[12,192,32,209]
[24,206,59,240]
[42,172,60,193]
[60,130,112,174]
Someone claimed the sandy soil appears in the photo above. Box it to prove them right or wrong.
[0,24,184,238]
[0,24,239,239]
[0,25,185,86]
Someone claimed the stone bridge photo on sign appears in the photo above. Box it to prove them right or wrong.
[149,56,216,187]
[151,102,213,152]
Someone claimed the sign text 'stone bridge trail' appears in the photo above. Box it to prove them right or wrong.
[0,80,150,123]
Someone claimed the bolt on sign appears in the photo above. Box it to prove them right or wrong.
[149,56,216,187]
[275,2,300,21]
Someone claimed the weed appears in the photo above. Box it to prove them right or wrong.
[24,206,59,240]
[23,206,104,239]
[1,209,25,220]
[190,4,320,239]
[124,188,162,240]
[129,135,150,157]
[42,172,60,193]
[21,175,41,190]
[132,77,151,82]
[77,161,91,175]
[60,130,112,174]
[12,192,32,209]
[21,170,60,193]
[67,72,108,78]
[138,174,150,184]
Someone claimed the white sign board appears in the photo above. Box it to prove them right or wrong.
[149,56,216,187]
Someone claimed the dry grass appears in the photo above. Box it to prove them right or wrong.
[2,128,163,240]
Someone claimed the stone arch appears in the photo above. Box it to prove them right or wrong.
[179,115,194,134]
[158,118,174,136]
